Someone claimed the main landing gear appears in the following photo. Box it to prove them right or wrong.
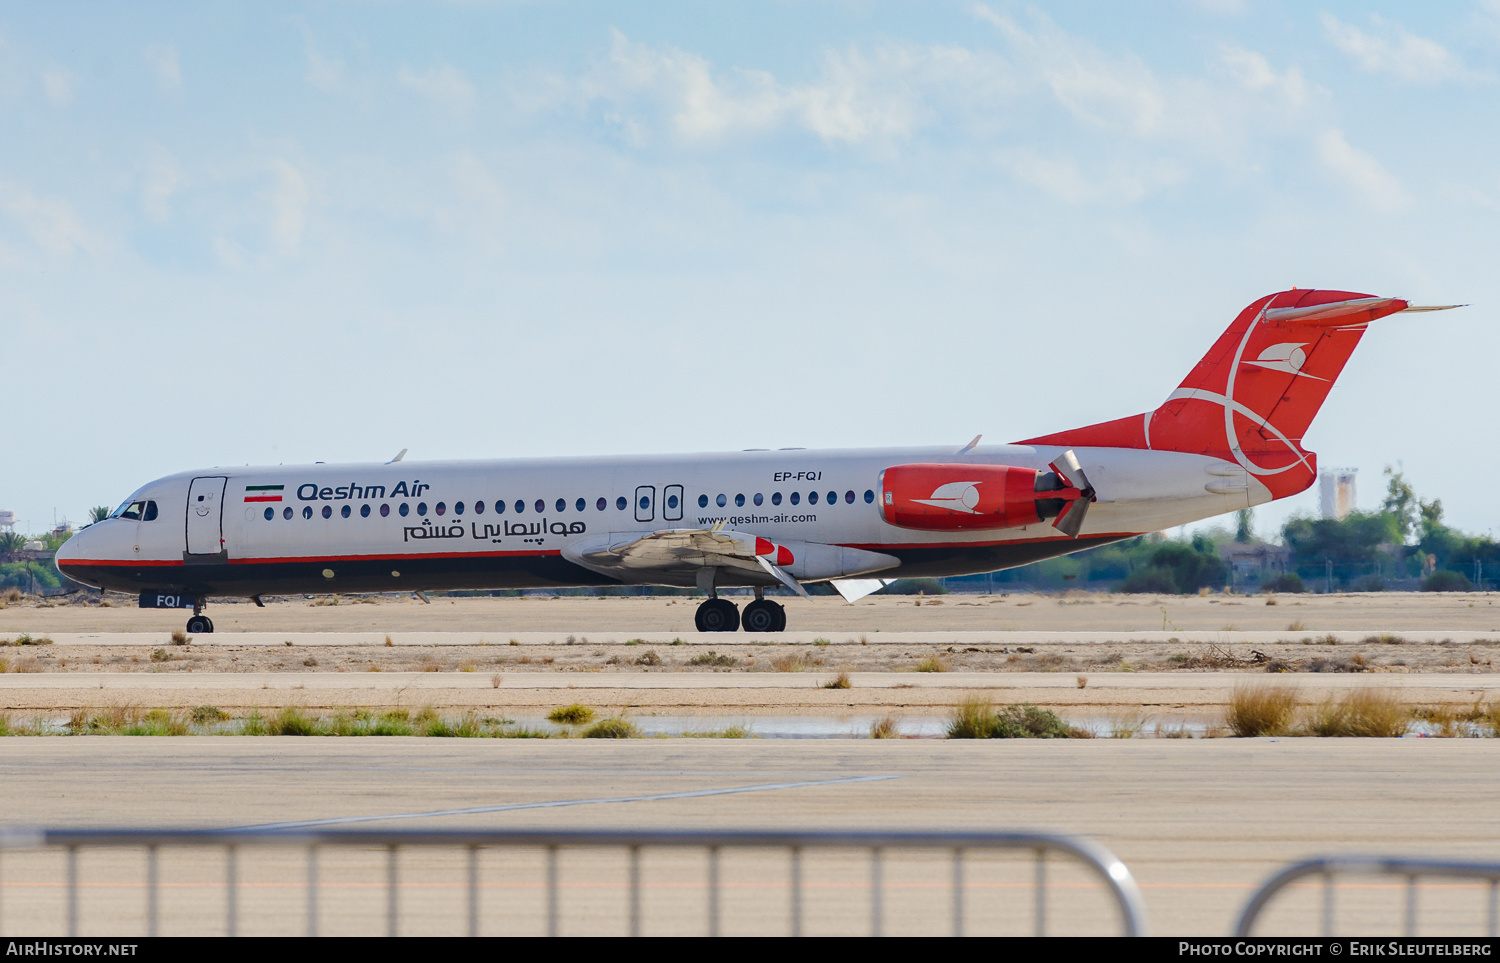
[186,597,214,634]
[693,595,787,632]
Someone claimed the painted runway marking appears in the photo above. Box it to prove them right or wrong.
[237,774,901,831]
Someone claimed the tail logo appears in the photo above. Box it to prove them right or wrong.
[1243,342,1326,380]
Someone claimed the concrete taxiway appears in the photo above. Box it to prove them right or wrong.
[1,739,1498,936]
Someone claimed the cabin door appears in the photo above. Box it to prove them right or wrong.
[185,476,228,555]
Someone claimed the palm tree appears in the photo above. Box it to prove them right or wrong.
[89,506,111,525]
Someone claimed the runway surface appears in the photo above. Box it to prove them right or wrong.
[2,739,1499,936]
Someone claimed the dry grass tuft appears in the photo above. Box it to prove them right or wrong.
[170,630,189,646]
[1076,674,1088,689]
[915,655,949,673]
[1226,684,1299,737]
[869,715,899,739]
[823,671,852,690]
[582,716,640,738]
[547,703,595,725]
[1303,689,1408,737]
[769,653,806,672]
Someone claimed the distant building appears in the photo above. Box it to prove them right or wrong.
[0,511,14,533]
[1319,469,1357,519]
[1219,541,1293,586]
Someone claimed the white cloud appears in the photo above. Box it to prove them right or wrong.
[584,30,1006,146]
[140,146,180,222]
[1219,46,1307,106]
[1317,128,1410,212]
[143,44,181,91]
[0,181,97,256]
[1322,14,1482,85]
[998,149,1184,204]
[451,152,505,211]
[398,63,476,114]
[265,159,309,252]
[42,65,78,105]
[303,34,349,94]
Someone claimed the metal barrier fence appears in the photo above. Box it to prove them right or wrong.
[0,827,1147,938]
[1235,856,1500,937]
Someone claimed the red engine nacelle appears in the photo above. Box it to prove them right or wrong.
[879,463,1081,532]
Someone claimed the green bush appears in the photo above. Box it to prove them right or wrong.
[1422,570,1474,592]
[582,717,640,738]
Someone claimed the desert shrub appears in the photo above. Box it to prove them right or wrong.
[1263,573,1304,594]
[947,698,1081,738]
[150,648,174,663]
[688,650,738,667]
[769,654,806,672]
[191,705,229,724]
[915,656,948,673]
[1303,690,1408,737]
[1422,570,1474,592]
[823,672,851,689]
[268,707,321,736]
[869,716,899,739]
[582,717,640,738]
[548,703,595,725]
[634,650,662,666]
[170,630,189,645]
[1226,685,1298,737]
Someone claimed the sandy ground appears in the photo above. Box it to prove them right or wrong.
[2,739,1499,936]
[5,589,1500,633]
[1,592,1497,715]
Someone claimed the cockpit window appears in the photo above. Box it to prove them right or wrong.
[111,498,158,521]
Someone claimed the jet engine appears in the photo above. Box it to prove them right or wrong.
[878,451,1097,537]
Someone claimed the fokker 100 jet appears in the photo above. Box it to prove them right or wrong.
[56,289,1456,635]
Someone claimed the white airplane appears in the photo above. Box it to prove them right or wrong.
[56,289,1456,635]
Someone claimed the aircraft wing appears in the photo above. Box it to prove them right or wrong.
[561,527,899,599]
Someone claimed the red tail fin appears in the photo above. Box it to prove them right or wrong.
[1018,289,1409,498]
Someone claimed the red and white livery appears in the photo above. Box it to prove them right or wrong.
[55,289,1456,633]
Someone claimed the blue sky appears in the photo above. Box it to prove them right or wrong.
[2,1,1496,541]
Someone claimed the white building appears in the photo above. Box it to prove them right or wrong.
[1319,469,1357,520]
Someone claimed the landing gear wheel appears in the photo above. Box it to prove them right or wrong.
[186,615,212,634]
[694,598,740,633]
[741,599,786,633]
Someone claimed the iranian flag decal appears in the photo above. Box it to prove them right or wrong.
[244,484,285,503]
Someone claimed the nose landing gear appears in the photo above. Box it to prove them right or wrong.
[186,597,214,634]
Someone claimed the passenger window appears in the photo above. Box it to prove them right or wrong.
[753,493,763,506]
[304,506,314,519]
[435,502,446,516]
[417,502,428,516]
[597,497,606,511]
[698,494,708,508]
[716,494,727,508]
[496,501,506,515]
[264,507,274,521]
[361,504,371,517]
[772,492,782,506]
[284,507,294,520]
[790,492,800,505]
[534,499,545,513]
[735,494,745,507]
[616,496,627,510]
[809,492,819,505]
[864,490,874,504]
[322,506,332,519]
[474,501,485,515]
[667,494,678,510]
[555,498,566,513]
[380,504,390,517]
[399,504,410,517]
[455,502,465,516]
[143,501,158,521]
[342,505,351,518]
[515,500,525,514]
[845,490,855,504]
[828,491,837,504]
[576,498,586,512]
